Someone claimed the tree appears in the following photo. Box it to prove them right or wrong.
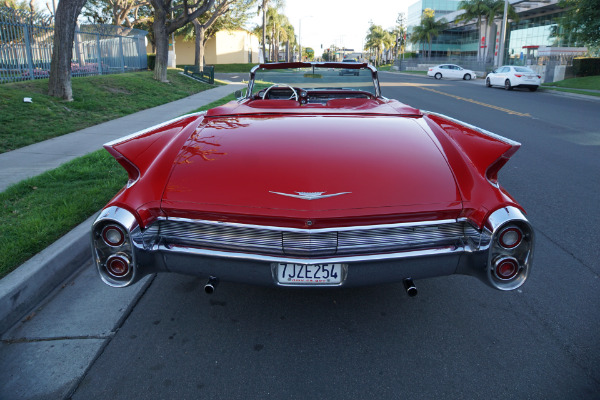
[149,0,215,82]
[48,0,88,100]
[302,46,313,61]
[483,0,518,61]
[256,0,282,62]
[455,0,489,61]
[82,0,152,28]
[390,12,406,60]
[266,7,292,62]
[552,0,600,50]
[174,0,254,70]
[410,10,448,59]
[365,23,386,65]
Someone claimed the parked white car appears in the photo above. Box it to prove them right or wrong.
[486,66,541,91]
[427,64,476,80]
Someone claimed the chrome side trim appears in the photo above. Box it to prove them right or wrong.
[422,110,521,147]
[93,206,139,232]
[485,206,528,232]
[163,216,460,234]
[103,111,206,147]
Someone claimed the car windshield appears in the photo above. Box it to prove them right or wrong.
[252,64,377,96]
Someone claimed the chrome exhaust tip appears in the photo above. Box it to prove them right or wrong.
[204,276,219,294]
[403,278,418,297]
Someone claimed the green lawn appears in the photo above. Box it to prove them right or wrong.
[542,75,600,90]
[0,69,217,153]
[541,75,600,97]
[0,151,127,278]
[0,88,239,279]
[178,63,257,73]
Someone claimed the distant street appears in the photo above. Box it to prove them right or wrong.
[6,72,600,399]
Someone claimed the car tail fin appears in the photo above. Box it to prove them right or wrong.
[424,113,521,186]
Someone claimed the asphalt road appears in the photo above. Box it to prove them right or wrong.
[7,73,600,399]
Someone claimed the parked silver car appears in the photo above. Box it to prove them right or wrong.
[486,66,541,91]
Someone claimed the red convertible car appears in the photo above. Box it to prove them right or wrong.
[92,62,534,296]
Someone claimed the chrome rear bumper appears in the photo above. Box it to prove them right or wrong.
[92,206,533,291]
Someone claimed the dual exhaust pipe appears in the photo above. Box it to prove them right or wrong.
[204,276,418,297]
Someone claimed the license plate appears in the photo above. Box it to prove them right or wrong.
[276,263,344,285]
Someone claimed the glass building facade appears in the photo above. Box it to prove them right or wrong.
[405,0,580,64]
[505,12,577,64]
[407,0,461,31]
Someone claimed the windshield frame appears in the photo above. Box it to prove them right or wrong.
[245,62,382,99]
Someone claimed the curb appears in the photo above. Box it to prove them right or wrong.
[0,213,97,333]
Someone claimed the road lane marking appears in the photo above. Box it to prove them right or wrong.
[382,82,532,117]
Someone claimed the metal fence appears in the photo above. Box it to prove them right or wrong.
[394,53,580,83]
[0,7,148,83]
[395,57,494,76]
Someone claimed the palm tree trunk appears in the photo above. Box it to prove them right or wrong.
[262,0,267,62]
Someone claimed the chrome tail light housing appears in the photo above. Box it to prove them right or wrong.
[91,207,139,287]
[485,207,535,291]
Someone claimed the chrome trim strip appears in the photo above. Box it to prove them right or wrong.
[153,243,463,264]
[93,206,139,232]
[485,206,528,232]
[246,62,382,99]
[163,216,461,234]
[103,111,206,147]
[422,110,521,147]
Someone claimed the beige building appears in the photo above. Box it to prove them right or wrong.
[148,29,261,65]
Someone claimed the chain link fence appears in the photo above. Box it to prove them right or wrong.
[0,7,147,83]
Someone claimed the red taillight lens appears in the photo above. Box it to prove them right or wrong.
[106,255,130,277]
[102,225,125,247]
[498,227,523,249]
[495,258,519,280]
[514,74,523,78]
[537,75,541,79]
[429,68,432,71]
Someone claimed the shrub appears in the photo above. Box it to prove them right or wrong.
[573,58,600,77]
[147,54,156,70]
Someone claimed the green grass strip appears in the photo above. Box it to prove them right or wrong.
[0,88,245,279]
[0,69,217,153]
[542,75,600,90]
[0,150,127,278]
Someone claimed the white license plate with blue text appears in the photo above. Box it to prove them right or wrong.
[276,263,344,285]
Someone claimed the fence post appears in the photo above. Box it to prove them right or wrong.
[96,33,102,75]
[119,36,125,72]
[23,25,35,80]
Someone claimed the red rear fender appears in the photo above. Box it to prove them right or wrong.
[103,113,205,226]
[421,113,523,226]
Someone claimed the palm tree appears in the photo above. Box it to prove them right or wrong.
[412,14,448,59]
[455,0,490,61]
[365,23,387,65]
[484,0,519,61]
[257,0,283,63]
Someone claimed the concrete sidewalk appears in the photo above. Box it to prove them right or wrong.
[0,82,243,333]
[0,82,244,192]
